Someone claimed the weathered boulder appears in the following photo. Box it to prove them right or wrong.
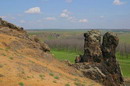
[74,30,125,86]
[40,42,50,52]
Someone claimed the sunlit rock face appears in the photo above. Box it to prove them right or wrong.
[74,30,125,86]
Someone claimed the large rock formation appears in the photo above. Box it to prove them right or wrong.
[74,30,125,86]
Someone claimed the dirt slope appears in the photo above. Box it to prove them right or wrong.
[0,19,102,86]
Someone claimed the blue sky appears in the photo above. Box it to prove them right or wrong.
[0,0,130,29]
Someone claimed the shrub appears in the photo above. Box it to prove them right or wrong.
[54,76,59,79]
[39,74,45,80]
[65,83,70,86]
[49,73,54,76]
[9,57,13,60]
[2,53,6,56]
[19,82,24,86]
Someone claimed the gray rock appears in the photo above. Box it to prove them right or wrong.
[74,30,125,86]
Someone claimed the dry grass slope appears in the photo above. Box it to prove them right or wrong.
[0,21,102,86]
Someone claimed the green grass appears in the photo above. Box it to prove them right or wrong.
[119,33,130,44]
[51,50,130,78]
[51,50,78,63]
[116,53,130,77]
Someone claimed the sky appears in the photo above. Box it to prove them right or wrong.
[0,0,130,29]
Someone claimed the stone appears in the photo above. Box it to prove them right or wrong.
[40,42,50,52]
[81,30,103,63]
[102,32,119,60]
[75,55,81,63]
[74,30,125,86]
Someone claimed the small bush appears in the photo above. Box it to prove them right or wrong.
[53,80,57,83]
[39,74,45,80]
[49,73,54,76]
[54,76,59,79]
[65,83,70,86]
[27,76,31,78]
[2,53,6,56]
[9,57,13,60]
[19,82,24,86]
[74,82,85,86]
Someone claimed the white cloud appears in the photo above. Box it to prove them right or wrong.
[60,13,69,17]
[25,7,41,14]
[79,19,88,23]
[46,17,56,21]
[66,0,73,3]
[60,9,89,23]
[113,0,124,5]
[60,9,78,22]
[60,9,71,18]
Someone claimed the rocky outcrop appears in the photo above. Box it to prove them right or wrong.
[74,30,125,86]
[0,18,23,31]
[0,18,50,52]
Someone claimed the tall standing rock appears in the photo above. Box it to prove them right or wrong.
[102,32,124,85]
[102,32,119,60]
[81,30,103,63]
[74,30,125,86]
